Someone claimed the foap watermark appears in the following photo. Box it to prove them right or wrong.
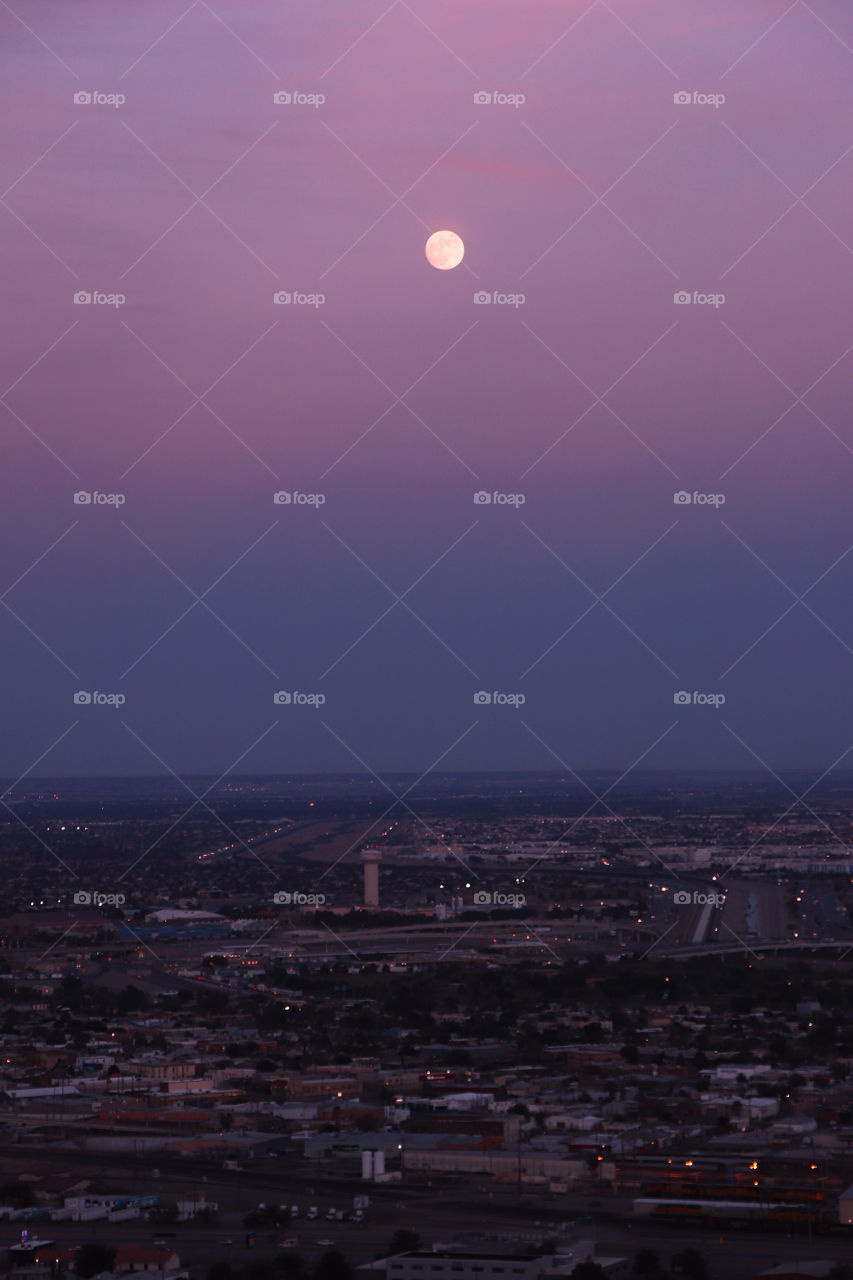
[474,290,525,308]
[73,889,126,906]
[673,90,726,109]
[273,290,325,307]
[74,690,126,707]
[74,290,125,307]
[474,490,525,506]
[474,690,525,707]
[73,90,125,108]
[273,890,326,906]
[473,90,526,108]
[673,889,726,908]
[274,690,326,707]
[274,490,325,506]
[674,690,725,708]
[273,90,325,108]
[74,490,126,506]
[674,290,725,307]
[673,490,725,507]
[472,890,526,907]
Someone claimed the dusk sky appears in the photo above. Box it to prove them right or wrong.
[3,0,853,778]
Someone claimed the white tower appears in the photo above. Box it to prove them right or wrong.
[363,848,381,909]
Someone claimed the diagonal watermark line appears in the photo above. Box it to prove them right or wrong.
[719,523,853,678]
[2,322,79,402]
[0,198,80,278]
[0,0,79,77]
[321,522,480,679]
[521,122,679,280]
[318,720,481,881]
[320,521,478,679]
[0,723,81,877]
[398,0,479,77]
[320,121,479,280]
[720,721,853,854]
[322,0,400,77]
[120,521,280,679]
[719,324,853,478]
[597,0,678,75]
[719,0,800,78]
[519,319,680,479]
[636,918,680,962]
[198,0,280,76]
[119,319,280,480]
[799,0,853,57]
[117,720,279,881]
[0,400,80,479]
[319,319,479,479]
[518,719,682,881]
[0,597,80,678]
[120,0,199,78]
[1,123,78,202]
[521,121,679,278]
[521,0,599,78]
[717,738,853,881]
[720,125,853,277]
[520,520,680,680]
[120,121,280,279]
[1,523,78,602]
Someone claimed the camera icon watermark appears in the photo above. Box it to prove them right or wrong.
[73,889,126,906]
[273,290,325,307]
[473,90,526,108]
[673,491,725,507]
[73,90,125,108]
[673,889,726,908]
[474,490,526,507]
[473,290,525,307]
[673,90,725,109]
[273,490,326,506]
[273,90,325,108]
[674,290,725,307]
[274,690,326,707]
[74,290,125,307]
[474,690,526,708]
[273,890,326,905]
[74,690,126,707]
[472,889,526,907]
[74,491,126,506]
[673,690,725,708]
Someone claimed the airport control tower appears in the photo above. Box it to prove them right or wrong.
[362,848,381,909]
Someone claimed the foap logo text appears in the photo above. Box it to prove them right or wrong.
[673,889,726,908]
[474,690,526,707]
[673,491,725,507]
[673,690,726,708]
[274,690,326,707]
[74,690,126,707]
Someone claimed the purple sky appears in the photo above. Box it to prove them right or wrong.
[2,0,853,779]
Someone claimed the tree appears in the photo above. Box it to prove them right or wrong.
[385,1230,420,1256]
[633,1252,662,1278]
[74,1244,117,1279]
[571,1265,606,1280]
[207,1265,235,1280]
[672,1250,708,1280]
[0,1181,35,1208]
[314,1252,353,1280]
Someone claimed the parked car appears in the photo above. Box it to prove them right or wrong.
[306,1208,318,1221]
[325,1208,337,1221]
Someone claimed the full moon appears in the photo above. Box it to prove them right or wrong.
[425,229,464,270]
